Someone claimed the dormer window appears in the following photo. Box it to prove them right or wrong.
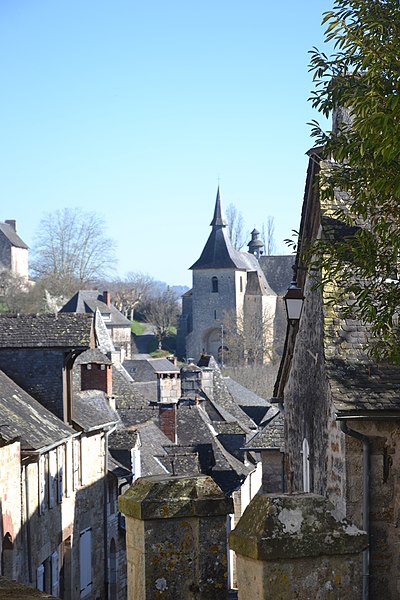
[102,312,111,322]
[212,277,218,293]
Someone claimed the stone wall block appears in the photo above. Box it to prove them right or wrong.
[230,492,367,600]
[119,475,233,600]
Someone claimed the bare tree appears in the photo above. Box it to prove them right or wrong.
[30,208,117,299]
[261,216,276,256]
[0,269,44,313]
[143,288,180,349]
[109,272,156,319]
[222,306,274,366]
[225,203,246,250]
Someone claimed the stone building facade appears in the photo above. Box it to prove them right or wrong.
[177,189,290,363]
[0,220,28,279]
[273,147,400,599]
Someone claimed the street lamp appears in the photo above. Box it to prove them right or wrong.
[284,279,304,324]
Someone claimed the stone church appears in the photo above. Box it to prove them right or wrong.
[177,189,293,363]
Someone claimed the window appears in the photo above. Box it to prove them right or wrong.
[214,310,217,320]
[240,276,243,292]
[73,439,80,491]
[36,564,45,591]
[79,528,92,598]
[48,450,57,508]
[302,438,310,493]
[211,276,218,293]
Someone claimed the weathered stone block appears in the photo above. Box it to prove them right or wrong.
[230,492,367,600]
[119,475,233,600]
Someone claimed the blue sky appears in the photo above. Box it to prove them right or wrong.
[0,1,332,286]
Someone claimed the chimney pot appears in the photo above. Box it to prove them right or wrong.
[103,291,111,307]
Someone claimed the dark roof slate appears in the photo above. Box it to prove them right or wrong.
[259,255,294,295]
[73,390,119,431]
[0,222,28,249]
[0,369,74,451]
[246,411,285,450]
[60,290,131,326]
[0,313,93,348]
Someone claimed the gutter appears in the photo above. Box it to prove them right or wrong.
[340,420,370,600]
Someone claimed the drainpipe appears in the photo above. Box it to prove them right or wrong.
[103,424,117,600]
[340,420,370,600]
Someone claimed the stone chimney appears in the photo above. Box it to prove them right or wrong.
[158,405,177,444]
[103,290,111,307]
[80,351,113,397]
[5,219,16,231]
[156,372,181,404]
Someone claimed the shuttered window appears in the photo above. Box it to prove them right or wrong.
[79,527,92,598]
[39,456,46,515]
[48,450,57,508]
[57,446,63,503]
[36,563,45,591]
[51,551,59,596]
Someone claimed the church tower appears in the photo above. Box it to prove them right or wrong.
[177,188,277,363]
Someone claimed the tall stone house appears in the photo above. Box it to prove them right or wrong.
[270,146,400,599]
[0,313,129,600]
[177,188,293,363]
[0,219,28,279]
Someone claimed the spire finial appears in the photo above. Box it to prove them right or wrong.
[210,186,226,227]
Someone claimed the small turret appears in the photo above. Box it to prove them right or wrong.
[247,228,264,259]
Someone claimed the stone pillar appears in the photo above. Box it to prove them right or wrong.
[119,475,233,600]
[230,493,367,600]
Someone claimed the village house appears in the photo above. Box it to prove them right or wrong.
[0,219,28,280]
[60,290,133,360]
[271,146,400,599]
[0,313,129,599]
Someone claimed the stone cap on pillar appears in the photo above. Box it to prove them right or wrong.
[229,492,367,561]
[118,474,233,521]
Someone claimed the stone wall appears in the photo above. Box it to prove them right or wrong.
[283,276,332,496]
[0,349,66,420]
[10,247,28,280]
[119,475,233,600]
[0,440,22,580]
[343,419,400,599]
[230,493,367,600]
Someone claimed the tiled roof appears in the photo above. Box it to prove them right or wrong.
[0,313,93,348]
[0,221,28,249]
[246,411,285,450]
[223,377,272,425]
[259,255,294,295]
[326,359,400,414]
[0,369,74,451]
[73,390,119,431]
[74,348,112,365]
[123,358,179,381]
[60,290,131,326]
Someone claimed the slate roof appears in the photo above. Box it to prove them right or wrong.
[94,309,116,353]
[60,290,131,327]
[123,358,179,381]
[112,368,157,426]
[176,403,253,494]
[259,255,294,295]
[0,369,74,451]
[190,190,269,272]
[0,221,28,249]
[73,390,120,432]
[108,454,132,479]
[0,313,93,348]
[245,410,285,450]
[109,421,172,477]
[74,348,112,365]
[211,367,258,430]
[326,359,400,415]
[223,377,273,425]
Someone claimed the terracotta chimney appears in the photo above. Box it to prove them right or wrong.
[5,220,16,231]
[81,362,112,396]
[103,291,111,307]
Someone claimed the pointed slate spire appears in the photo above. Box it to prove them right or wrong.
[210,187,226,227]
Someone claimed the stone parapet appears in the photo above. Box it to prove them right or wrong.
[119,475,233,600]
[230,492,367,600]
